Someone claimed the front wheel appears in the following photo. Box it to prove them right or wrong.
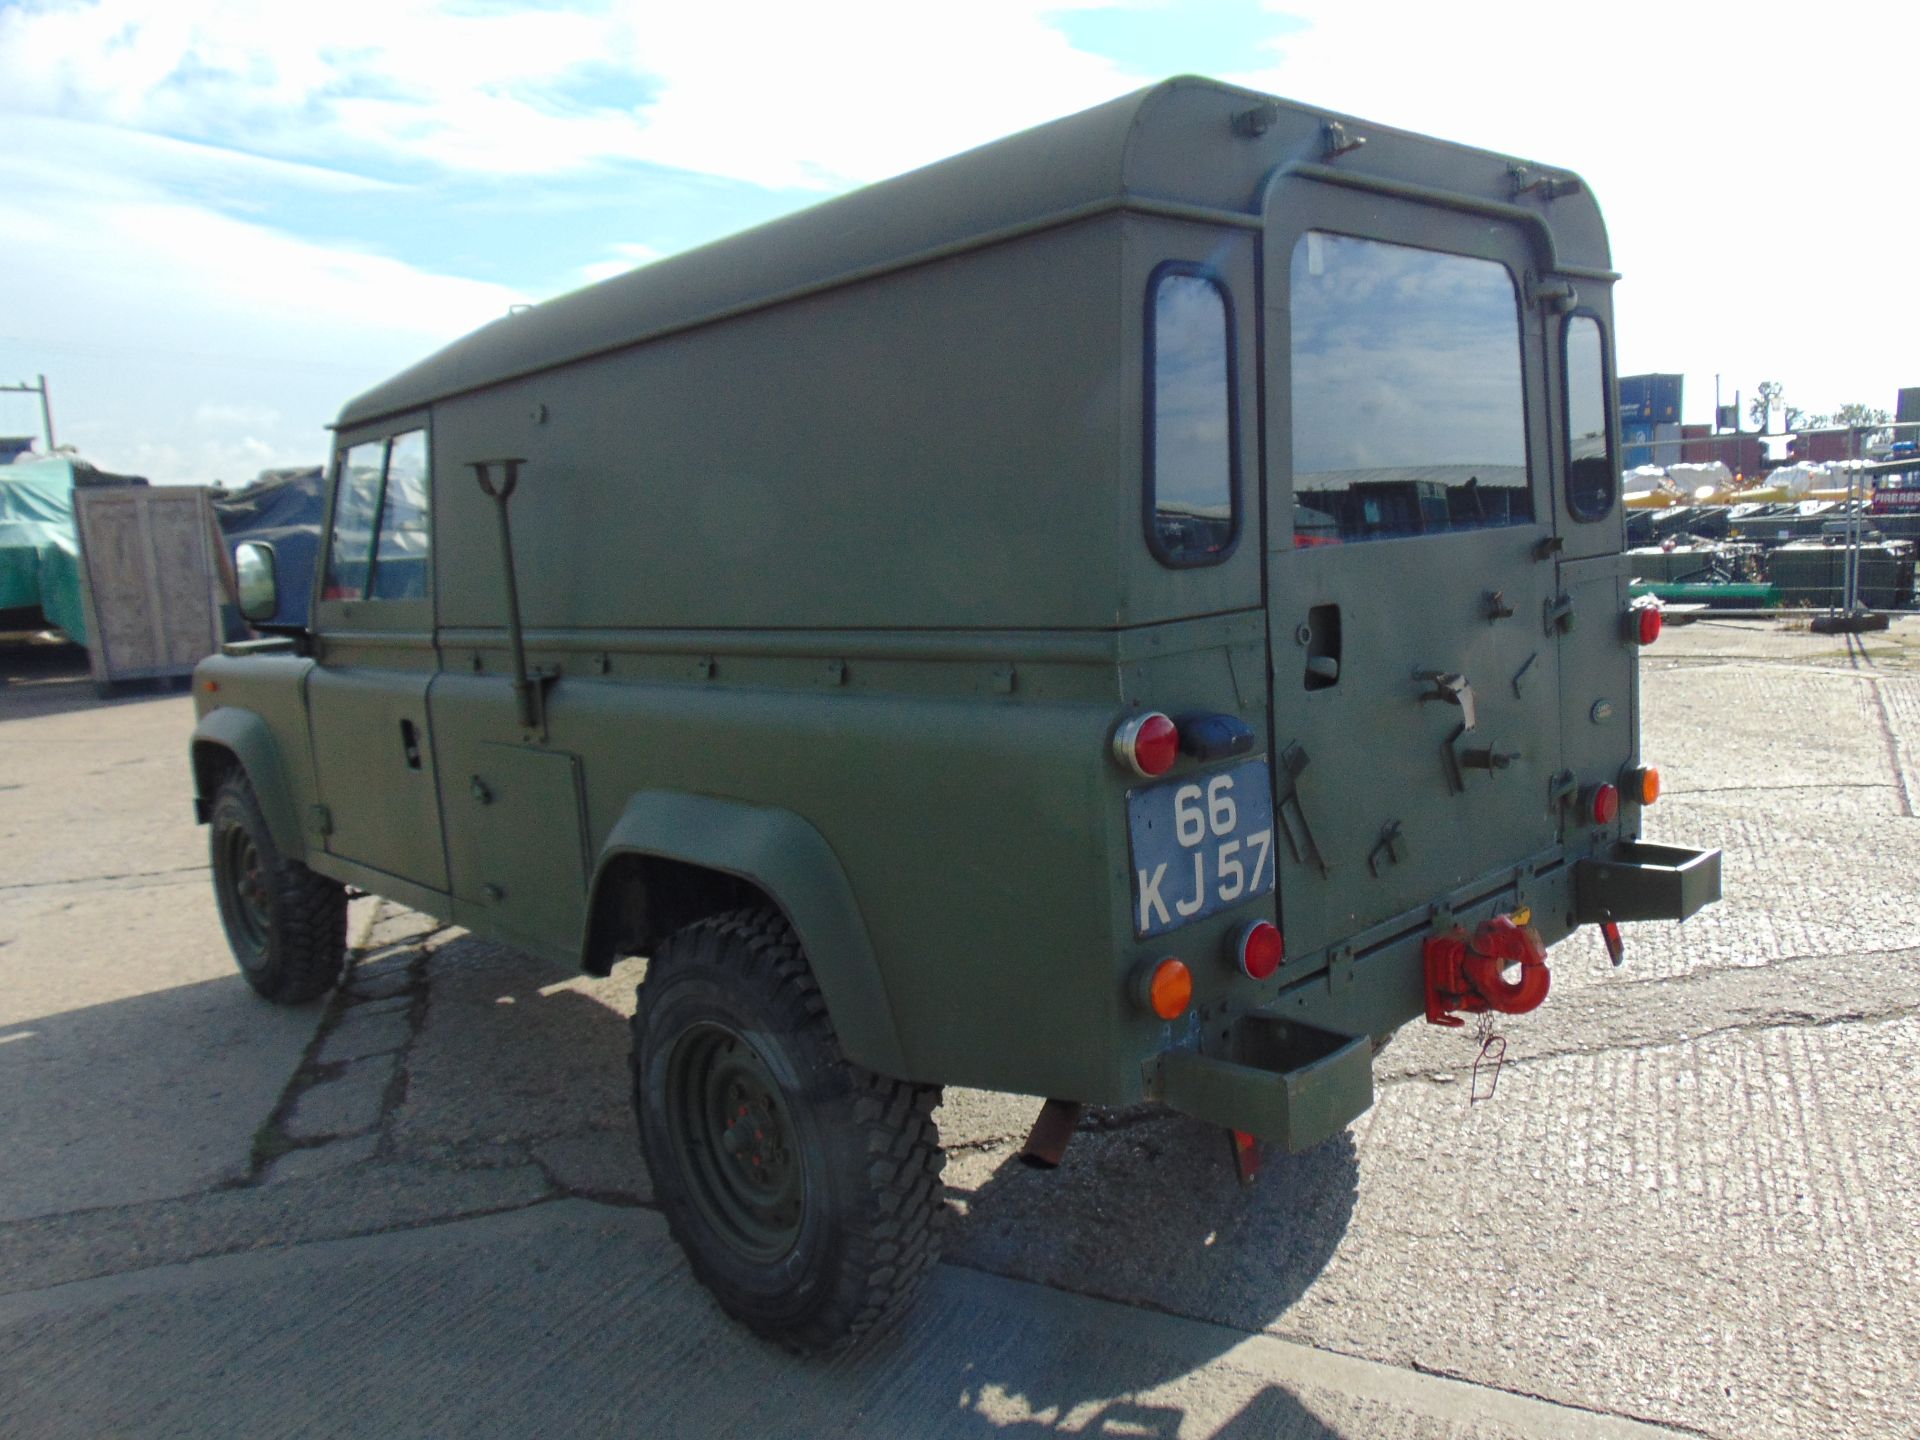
[208,772,347,1004]
[632,908,944,1352]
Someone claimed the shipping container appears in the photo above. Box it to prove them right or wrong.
[1618,372,1683,426]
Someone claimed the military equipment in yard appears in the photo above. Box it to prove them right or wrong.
[189,76,1720,1351]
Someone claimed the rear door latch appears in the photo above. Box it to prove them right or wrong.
[1415,670,1477,731]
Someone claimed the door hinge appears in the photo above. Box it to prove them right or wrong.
[310,804,333,838]
[1368,821,1406,878]
[1543,593,1574,636]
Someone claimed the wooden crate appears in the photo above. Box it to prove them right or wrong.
[72,485,224,688]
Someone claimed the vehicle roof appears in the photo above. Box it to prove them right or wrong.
[338,75,1612,429]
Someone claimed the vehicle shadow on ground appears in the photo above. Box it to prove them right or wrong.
[0,924,1358,1436]
[399,934,1358,1434]
[0,639,187,722]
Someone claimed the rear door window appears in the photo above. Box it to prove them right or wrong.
[1290,232,1530,543]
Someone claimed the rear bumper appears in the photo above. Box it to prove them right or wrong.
[1158,1015,1373,1153]
[1147,840,1719,1151]
[1574,841,1721,923]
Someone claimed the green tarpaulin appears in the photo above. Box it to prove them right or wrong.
[0,458,90,644]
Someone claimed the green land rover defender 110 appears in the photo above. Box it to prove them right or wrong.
[192,77,1719,1350]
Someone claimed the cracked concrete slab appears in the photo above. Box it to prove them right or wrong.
[947,1015,1920,1440]
[282,1058,395,1141]
[0,1161,556,1298]
[263,1134,381,1185]
[314,1010,414,1065]
[388,938,641,1167]
[0,1202,1692,1440]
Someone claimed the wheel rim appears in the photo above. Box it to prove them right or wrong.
[219,823,272,962]
[665,1021,805,1263]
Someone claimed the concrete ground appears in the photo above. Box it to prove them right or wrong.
[2,619,1916,1438]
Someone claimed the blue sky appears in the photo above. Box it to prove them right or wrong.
[0,0,1912,482]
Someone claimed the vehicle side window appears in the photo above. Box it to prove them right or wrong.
[323,440,387,601]
[1563,316,1614,521]
[369,429,431,600]
[1145,264,1238,566]
[1289,232,1530,544]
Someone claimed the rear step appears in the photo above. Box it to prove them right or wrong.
[1574,840,1721,923]
[1159,1014,1373,1154]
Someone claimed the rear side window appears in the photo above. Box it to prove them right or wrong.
[1563,315,1615,520]
[1145,265,1238,566]
[1290,232,1530,544]
[322,428,432,603]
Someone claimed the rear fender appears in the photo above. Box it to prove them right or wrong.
[588,792,906,1077]
[191,707,306,862]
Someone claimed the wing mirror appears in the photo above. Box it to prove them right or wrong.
[234,541,280,623]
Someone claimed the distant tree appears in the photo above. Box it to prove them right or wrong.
[1835,402,1890,429]
[1805,413,1833,429]
[1749,380,1784,433]
[1784,405,1805,430]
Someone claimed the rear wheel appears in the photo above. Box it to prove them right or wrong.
[208,773,347,1004]
[632,908,944,1352]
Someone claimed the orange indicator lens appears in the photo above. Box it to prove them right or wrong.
[1146,958,1192,1020]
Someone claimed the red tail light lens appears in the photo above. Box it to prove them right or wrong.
[1588,782,1620,825]
[1113,712,1178,778]
[1234,921,1284,980]
[1633,605,1662,646]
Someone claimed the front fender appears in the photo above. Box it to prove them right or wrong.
[191,707,306,862]
[590,792,906,1077]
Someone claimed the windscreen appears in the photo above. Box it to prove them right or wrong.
[1290,232,1530,544]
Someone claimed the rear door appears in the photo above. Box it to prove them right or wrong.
[1262,179,1563,959]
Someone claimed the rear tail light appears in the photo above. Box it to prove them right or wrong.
[1624,765,1661,805]
[1627,603,1662,646]
[1135,958,1192,1019]
[1113,712,1178,778]
[1582,782,1620,825]
[1233,921,1284,980]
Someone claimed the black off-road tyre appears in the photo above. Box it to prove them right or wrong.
[208,772,347,1004]
[632,907,945,1353]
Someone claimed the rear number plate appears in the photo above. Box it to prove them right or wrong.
[1127,759,1275,939]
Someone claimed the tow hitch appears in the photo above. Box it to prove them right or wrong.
[1422,915,1550,1028]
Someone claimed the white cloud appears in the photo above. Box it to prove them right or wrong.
[0,116,523,482]
[0,0,1139,187]
[1227,0,1920,418]
[1,0,1913,483]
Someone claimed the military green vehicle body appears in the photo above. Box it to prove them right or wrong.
[193,78,1718,1157]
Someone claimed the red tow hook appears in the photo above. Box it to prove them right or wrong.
[1423,915,1551,1028]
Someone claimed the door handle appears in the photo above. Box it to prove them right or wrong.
[399,718,423,770]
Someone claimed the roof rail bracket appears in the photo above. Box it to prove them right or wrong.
[1233,103,1282,138]
[1510,164,1583,201]
[1321,121,1367,160]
